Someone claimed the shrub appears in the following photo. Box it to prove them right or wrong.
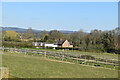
[80,55,95,60]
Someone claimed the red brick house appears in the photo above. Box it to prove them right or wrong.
[55,40,73,48]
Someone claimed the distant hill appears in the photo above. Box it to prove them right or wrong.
[2,27,74,34]
[2,27,27,33]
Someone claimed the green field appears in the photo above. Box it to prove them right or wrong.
[2,51,119,78]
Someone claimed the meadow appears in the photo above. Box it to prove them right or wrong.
[2,51,119,78]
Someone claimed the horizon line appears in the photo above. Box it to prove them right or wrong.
[2,26,118,32]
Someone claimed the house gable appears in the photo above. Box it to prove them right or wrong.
[62,40,73,47]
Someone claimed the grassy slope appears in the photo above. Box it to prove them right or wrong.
[2,52,118,78]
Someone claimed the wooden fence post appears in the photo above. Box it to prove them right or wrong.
[85,55,86,64]
[106,59,107,68]
[44,52,46,58]
[62,53,64,61]
[77,56,78,64]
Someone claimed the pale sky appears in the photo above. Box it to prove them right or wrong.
[2,2,118,32]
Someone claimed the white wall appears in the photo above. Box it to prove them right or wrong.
[45,44,57,47]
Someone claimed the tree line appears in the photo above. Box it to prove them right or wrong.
[2,27,120,54]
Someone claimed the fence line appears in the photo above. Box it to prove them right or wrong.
[2,48,120,69]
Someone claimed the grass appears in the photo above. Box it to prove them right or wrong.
[2,52,119,78]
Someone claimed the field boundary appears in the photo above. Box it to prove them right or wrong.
[2,48,120,70]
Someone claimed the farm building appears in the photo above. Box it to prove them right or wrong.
[32,42,44,46]
[55,40,73,48]
[44,44,58,47]
[32,40,73,48]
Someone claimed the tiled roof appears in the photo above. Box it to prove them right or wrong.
[55,40,66,45]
